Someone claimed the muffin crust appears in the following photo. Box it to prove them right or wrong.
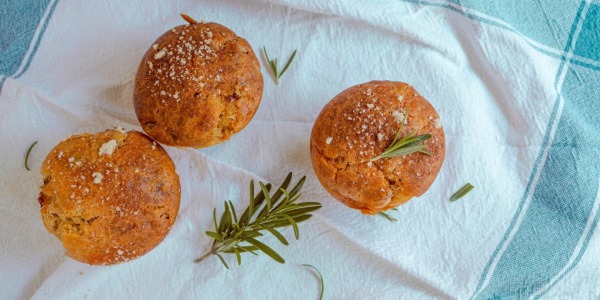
[310,81,445,214]
[134,21,263,148]
[39,130,181,265]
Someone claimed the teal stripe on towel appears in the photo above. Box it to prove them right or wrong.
[14,0,60,79]
[401,0,600,71]
[475,2,600,298]
[0,0,53,75]
[573,3,600,62]
[455,0,580,50]
[477,66,600,300]
[0,0,57,93]
[530,52,600,299]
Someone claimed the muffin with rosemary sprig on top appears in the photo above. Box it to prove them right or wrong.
[310,81,445,215]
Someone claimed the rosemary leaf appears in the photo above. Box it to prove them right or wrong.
[378,144,429,160]
[240,229,263,239]
[225,245,259,254]
[397,134,432,148]
[228,200,238,223]
[195,173,321,268]
[212,208,219,232]
[378,211,397,222]
[253,184,271,215]
[302,264,325,300]
[241,236,285,264]
[260,182,272,211]
[273,57,279,77]
[288,176,306,196]
[241,246,259,255]
[261,224,289,245]
[278,203,321,216]
[265,214,313,228]
[205,231,223,242]
[215,253,229,269]
[240,180,255,225]
[280,50,297,78]
[262,46,271,61]
[286,207,321,218]
[249,180,255,210]
[283,214,300,240]
[233,248,242,265]
[450,183,474,202]
[25,141,38,171]
[271,174,292,204]
[218,202,231,233]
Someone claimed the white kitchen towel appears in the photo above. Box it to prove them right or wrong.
[1,0,599,299]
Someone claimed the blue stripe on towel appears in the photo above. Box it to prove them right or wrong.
[477,99,600,298]
[474,1,600,298]
[454,0,580,51]
[402,0,600,71]
[13,0,60,79]
[573,3,600,62]
[532,64,600,298]
[0,0,58,93]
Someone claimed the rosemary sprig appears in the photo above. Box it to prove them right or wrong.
[371,108,431,162]
[302,264,324,300]
[263,47,297,84]
[195,173,322,268]
[25,141,38,171]
[377,208,398,222]
[450,183,474,202]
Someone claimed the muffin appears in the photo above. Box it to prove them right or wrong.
[38,129,181,265]
[133,16,263,148]
[310,81,445,214]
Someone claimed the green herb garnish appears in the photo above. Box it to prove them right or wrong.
[377,209,398,222]
[302,264,324,300]
[195,173,321,268]
[371,108,431,162]
[263,47,297,84]
[25,141,38,171]
[450,183,474,202]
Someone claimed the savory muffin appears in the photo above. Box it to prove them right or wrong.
[310,81,445,214]
[133,16,263,148]
[38,129,181,265]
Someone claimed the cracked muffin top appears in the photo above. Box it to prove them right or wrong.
[310,81,445,214]
[133,20,263,148]
[39,129,180,265]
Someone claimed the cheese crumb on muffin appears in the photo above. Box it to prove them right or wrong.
[310,81,445,214]
[38,130,181,265]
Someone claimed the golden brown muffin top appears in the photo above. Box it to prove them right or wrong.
[310,81,445,214]
[134,21,263,148]
[39,130,181,265]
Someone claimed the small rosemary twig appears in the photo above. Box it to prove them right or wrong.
[450,183,474,202]
[263,47,297,84]
[371,108,431,162]
[302,264,325,300]
[25,141,38,171]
